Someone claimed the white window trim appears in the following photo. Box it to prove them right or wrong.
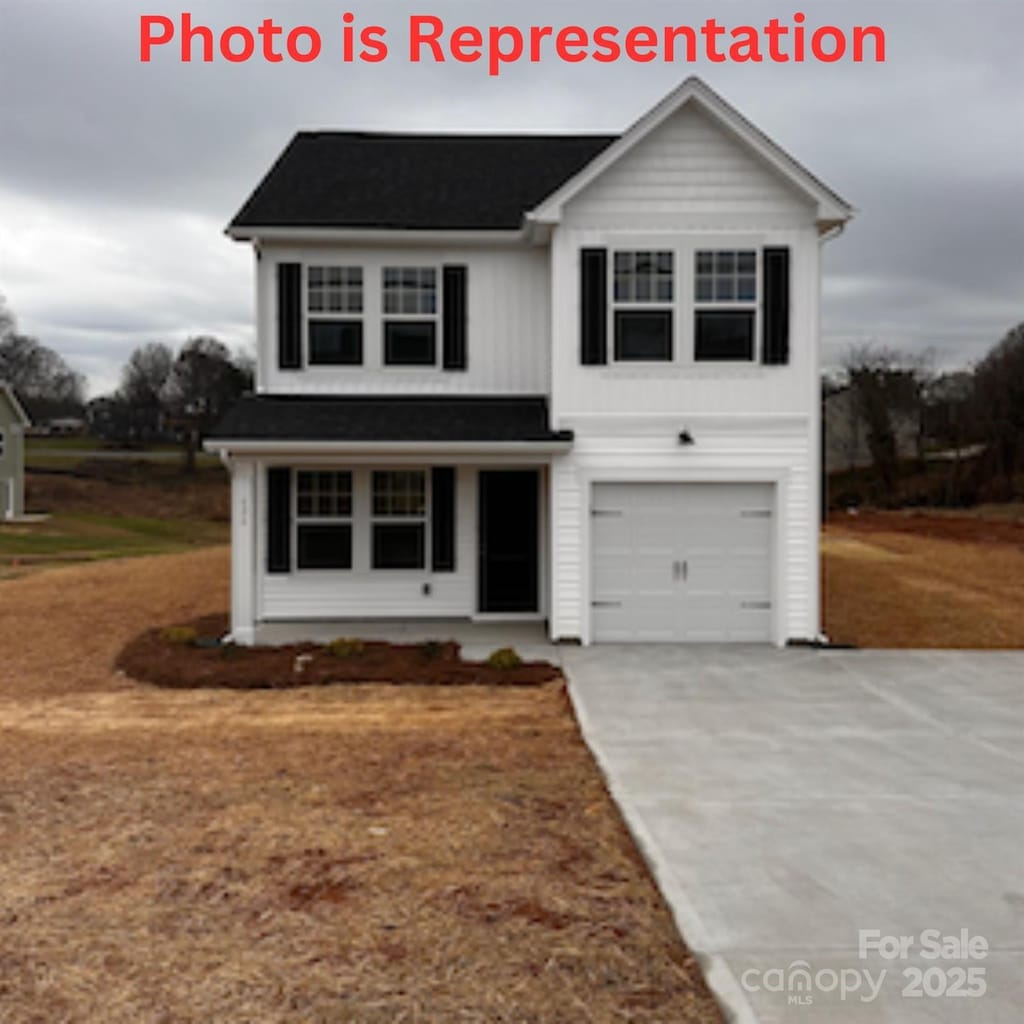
[288,467,434,574]
[370,468,431,570]
[304,265,365,368]
[608,249,676,364]
[293,469,354,571]
[596,237,767,368]
[693,248,761,364]
[381,265,442,369]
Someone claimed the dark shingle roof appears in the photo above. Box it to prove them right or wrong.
[229,133,616,231]
[208,395,572,444]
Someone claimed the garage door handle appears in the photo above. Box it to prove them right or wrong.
[673,560,688,581]
[591,600,623,608]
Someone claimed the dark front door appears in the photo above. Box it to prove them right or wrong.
[478,470,539,613]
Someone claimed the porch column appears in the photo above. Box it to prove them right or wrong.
[230,458,258,645]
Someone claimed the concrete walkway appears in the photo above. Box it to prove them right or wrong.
[564,646,1024,1023]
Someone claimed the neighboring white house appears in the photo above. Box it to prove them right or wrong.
[207,77,853,646]
[0,381,31,520]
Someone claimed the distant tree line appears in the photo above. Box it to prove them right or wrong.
[0,297,86,421]
[825,320,1024,507]
[0,294,252,473]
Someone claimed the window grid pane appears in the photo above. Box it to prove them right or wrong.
[308,266,362,314]
[296,470,352,519]
[382,267,437,316]
[373,471,426,517]
[695,250,757,305]
[613,250,673,304]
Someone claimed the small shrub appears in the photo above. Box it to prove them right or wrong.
[161,625,198,646]
[327,638,365,659]
[487,647,523,670]
[419,640,445,662]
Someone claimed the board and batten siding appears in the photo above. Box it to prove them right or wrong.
[256,464,476,620]
[549,417,818,645]
[255,244,550,395]
[549,99,822,426]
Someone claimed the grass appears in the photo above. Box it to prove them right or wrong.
[0,549,723,1023]
[0,513,227,569]
[25,435,220,471]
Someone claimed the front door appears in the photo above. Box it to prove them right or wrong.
[478,470,539,613]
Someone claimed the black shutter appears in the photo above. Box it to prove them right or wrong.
[277,262,302,370]
[431,467,456,572]
[580,248,608,365]
[762,247,790,365]
[267,467,291,573]
[442,265,468,370]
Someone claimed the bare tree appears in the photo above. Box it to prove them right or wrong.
[841,344,927,497]
[117,342,175,443]
[0,330,86,420]
[164,336,252,472]
[972,322,1024,498]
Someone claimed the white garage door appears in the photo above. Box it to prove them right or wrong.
[591,482,774,642]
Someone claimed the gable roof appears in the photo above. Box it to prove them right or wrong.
[228,76,852,238]
[229,134,615,234]
[0,382,30,427]
[528,77,853,229]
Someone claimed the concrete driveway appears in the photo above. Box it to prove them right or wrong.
[564,646,1024,1023]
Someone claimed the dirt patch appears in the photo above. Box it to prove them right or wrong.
[829,508,1024,547]
[117,614,562,689]
[824,513,1024,648]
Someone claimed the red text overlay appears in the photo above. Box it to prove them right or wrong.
[140,13,887,71]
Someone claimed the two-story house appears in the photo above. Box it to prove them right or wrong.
[207,77,852,646]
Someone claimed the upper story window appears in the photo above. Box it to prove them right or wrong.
[307,266,363,366]
[612,251,674,362]
[295,470,353,570]
[383,267,438,366]
[694,250,757,362]
[372,470,428,569]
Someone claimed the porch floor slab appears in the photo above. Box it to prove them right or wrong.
[253,619,562,665]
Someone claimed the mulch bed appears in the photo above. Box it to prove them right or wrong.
[116,614,561,689]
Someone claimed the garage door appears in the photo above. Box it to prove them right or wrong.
[591,483,773,642]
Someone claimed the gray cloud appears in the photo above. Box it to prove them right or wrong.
[1,0,1021,395]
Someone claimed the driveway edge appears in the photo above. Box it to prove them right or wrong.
[566,675,759,1024]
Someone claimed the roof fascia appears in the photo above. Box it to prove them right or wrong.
[204,439,573,455]
[227,226,532,246]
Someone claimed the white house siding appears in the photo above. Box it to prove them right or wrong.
[230,461,548,627]
[545,99,825,643]
[561,102,813,231]
[255,243,550,395]
[549,418,818,645]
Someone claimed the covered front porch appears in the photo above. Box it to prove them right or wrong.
[204,394,573,646]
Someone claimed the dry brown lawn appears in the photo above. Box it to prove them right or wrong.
[0,550,722,1023]
[824,509,1024,647]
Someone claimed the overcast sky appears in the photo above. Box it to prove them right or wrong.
[1,0,1021,398]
